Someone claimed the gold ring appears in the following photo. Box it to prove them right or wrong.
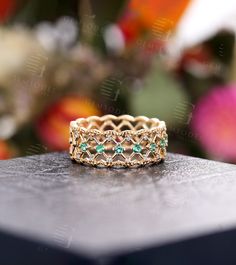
[69,115,167,168]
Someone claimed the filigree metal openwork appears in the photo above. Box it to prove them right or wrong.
[69,115,167,168]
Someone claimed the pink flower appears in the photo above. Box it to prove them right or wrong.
[191,85,236,161]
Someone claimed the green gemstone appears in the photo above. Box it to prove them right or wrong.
[115,144,124,154]
[159,138,168,148]
[133,144,142,153]
[80,143,88,152]
[150,143,157,152]
[96,144,105,153]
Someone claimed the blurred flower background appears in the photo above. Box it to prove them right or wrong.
[0,0,236,163]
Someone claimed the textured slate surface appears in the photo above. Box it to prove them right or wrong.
[0,152,236,264]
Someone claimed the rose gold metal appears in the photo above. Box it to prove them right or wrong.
[69,115,167,168]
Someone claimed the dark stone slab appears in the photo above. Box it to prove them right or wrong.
[0,152,236,264]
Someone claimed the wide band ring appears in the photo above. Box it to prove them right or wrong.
[69,115,168,168]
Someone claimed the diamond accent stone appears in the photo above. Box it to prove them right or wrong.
[126,157,131,163]
[106,136,113,142]
[107,157,113,163]
[125,136,131,142]
[89,154,94,161]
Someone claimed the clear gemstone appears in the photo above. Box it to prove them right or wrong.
[106,136,113,142]
[125,136,131,142]
[126,157,131,163]
[107,157,113,163]
[89,154,94,160]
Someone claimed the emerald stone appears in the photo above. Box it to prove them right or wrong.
[79,143,88,152]
[159,138,168,148]
[133,144,142,153]
[96,144,105,153]
[150,143,157,152]
[115,144,124,154]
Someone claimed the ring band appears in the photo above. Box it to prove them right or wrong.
[69,115,168,168]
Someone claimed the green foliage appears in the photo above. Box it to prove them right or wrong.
[131,60,189,126]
